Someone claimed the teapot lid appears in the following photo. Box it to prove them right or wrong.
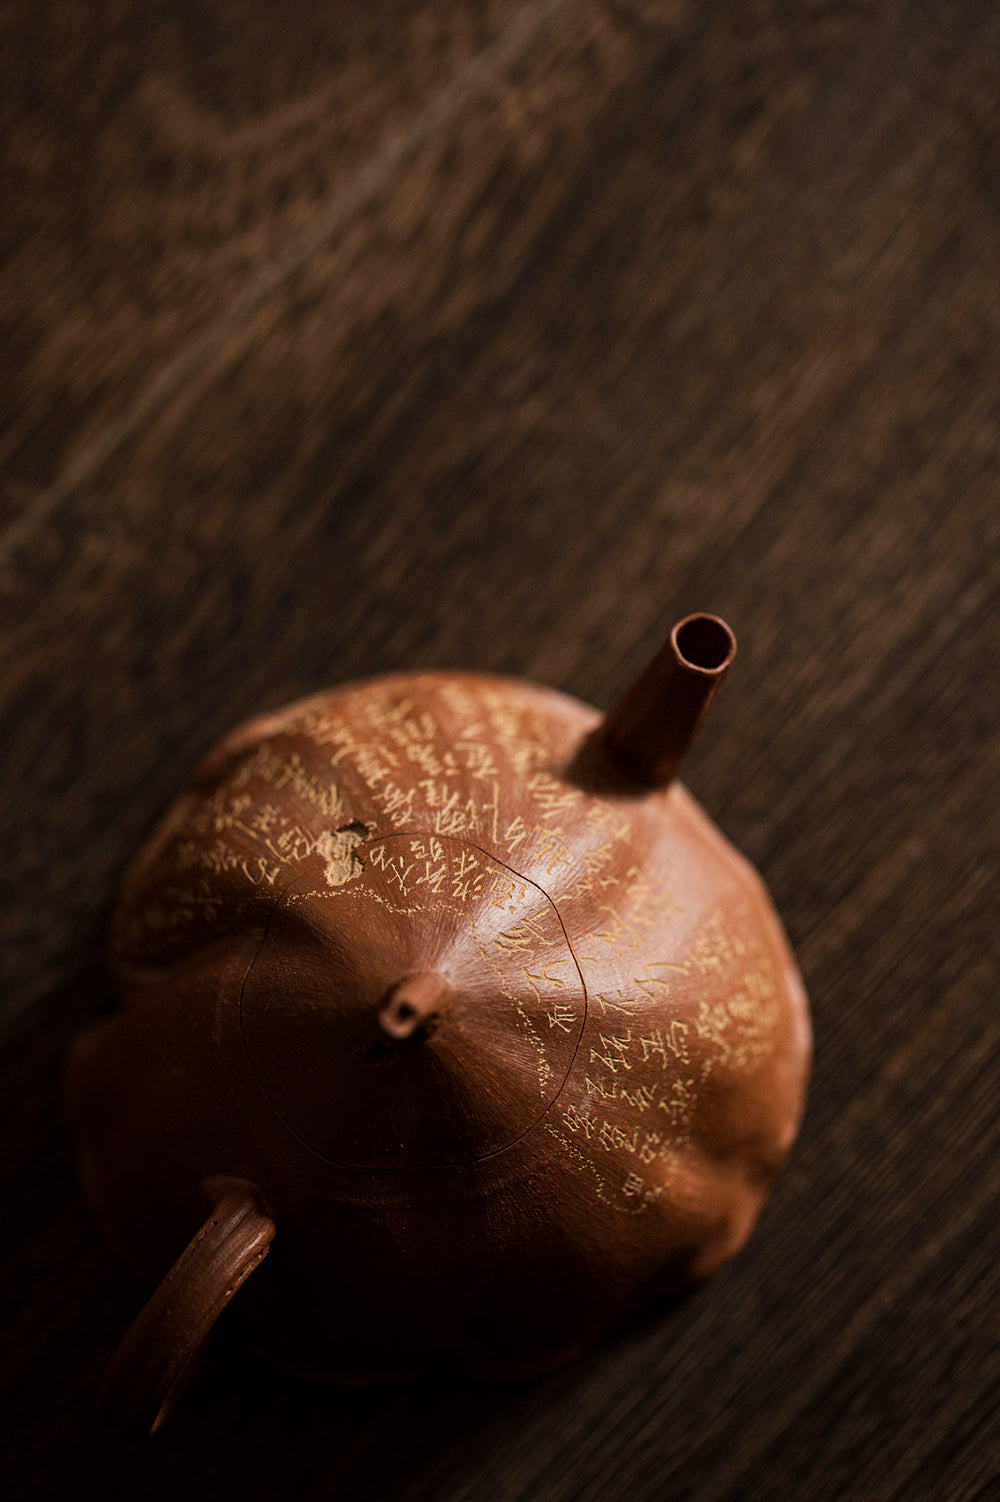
[240,832,586,1171]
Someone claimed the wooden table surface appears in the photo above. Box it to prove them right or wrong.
[3,1,998,1497]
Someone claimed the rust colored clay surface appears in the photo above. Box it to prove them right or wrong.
[67,616,811,1419]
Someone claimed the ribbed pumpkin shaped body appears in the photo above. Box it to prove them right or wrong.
[70,665,809,1385]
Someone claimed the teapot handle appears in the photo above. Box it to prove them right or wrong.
[97,1182,275,1434]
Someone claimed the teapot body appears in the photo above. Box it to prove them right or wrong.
[70,667,810,1384]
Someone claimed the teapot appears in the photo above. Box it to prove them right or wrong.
[67,613,810,1432]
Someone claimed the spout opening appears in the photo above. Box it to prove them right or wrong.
[672,614,736,675]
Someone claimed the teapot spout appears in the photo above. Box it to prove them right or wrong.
[571,613,736,792]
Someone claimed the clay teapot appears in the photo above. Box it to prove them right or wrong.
[68,613,810,1432]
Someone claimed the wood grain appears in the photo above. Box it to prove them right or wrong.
[2,0,998,1496]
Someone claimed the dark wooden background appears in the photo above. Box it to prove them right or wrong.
[2,1,998,1497]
